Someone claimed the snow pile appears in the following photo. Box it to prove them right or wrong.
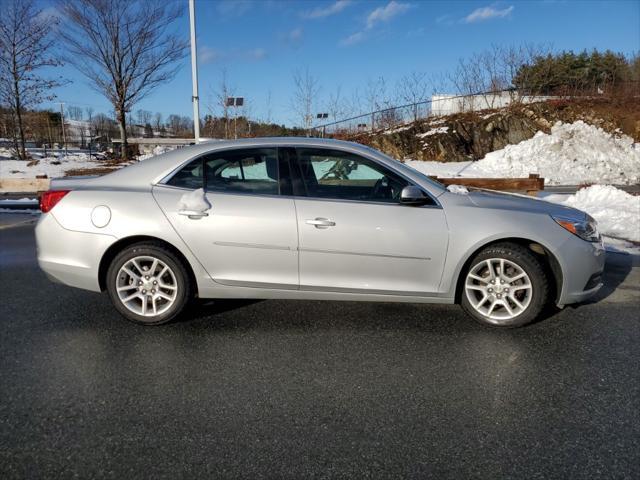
[465,121,640,185]
[405,121,640,185]
[545,185,640,242]
[177,188,211,212]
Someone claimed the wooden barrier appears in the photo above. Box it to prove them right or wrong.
[429,173,544,196]
[0,177,51,193]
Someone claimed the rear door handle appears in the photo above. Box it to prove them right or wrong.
[179,209,209,219]
[306,217,336,229]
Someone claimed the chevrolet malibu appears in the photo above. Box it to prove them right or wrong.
[35,138,605,327]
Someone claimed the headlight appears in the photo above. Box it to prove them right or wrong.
[552,214,600,242]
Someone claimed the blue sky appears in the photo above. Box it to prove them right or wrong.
[43,0,639,126]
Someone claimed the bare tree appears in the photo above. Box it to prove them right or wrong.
[67,105,83,121]
[363,77,395,129]
[325,86,353,123]
[0,0,64,159]
[58,0,188,159]
[215,68,234,138]
[396,71,429,121]
[153,112,163,133]
[291,67,321,131]
[136,109,152,127]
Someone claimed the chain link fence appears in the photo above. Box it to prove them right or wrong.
[309,88,559,137]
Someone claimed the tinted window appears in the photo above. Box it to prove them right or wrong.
[166,159,203,189]
[205,148,279,195]
[296,148,411,203]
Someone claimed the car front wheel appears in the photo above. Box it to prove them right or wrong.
[461,243,550,327]
[106,242,193,325]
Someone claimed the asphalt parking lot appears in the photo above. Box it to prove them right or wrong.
[1,217,639,479]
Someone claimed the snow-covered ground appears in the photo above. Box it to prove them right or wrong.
[0,148,109,179]
[406,121,640,185]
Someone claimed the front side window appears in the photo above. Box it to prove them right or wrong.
[205,148,279,195]
[295,148,411,203]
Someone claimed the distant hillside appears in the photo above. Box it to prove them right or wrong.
[344,97,640,162]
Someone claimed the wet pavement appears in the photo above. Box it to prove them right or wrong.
[1,220,638,478]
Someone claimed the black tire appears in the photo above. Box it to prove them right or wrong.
[460,242,550,328]
[106,242,193,325]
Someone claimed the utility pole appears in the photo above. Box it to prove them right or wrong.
[59,102,67,156]
[188,0,200,143]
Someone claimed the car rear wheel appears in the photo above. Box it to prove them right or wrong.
[106,242,193,325]
[461,243,549,327]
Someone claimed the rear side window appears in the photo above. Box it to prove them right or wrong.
[204,148,279,195]
[166,159,203,189]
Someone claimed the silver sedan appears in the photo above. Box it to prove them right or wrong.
[35,138,605,327]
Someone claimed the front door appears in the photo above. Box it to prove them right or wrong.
[153,147,299,289]
[291,147,449,295]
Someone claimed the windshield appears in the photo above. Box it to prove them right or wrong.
[358,144,446,193]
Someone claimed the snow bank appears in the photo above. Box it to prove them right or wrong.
[405,121,640,186]
[545,185,640,243]
[466,121,640,185]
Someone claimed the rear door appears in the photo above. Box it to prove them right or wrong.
[291,147,449,295]
[153,147,299,289]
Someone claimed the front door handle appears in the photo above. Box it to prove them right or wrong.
[306,217,336,229]
[179,209,209,219]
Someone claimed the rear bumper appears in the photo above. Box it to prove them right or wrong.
[35,213,115,292]
[557,237,605,306]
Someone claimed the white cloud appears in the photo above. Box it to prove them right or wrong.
[216,0,253,17]
[302,0,352,19]
[198,46,267,63]
[36,6,63,23]
[199,46,221,65]
[463,5,514,23]
[281,27,303,47]
[366,1,411,29]
[340,31,366,46]
[341,1,410,47]
[246,48,267,60]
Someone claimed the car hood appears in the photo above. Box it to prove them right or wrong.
[465,189,587,219]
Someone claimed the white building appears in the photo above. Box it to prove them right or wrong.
[430,92,557,116]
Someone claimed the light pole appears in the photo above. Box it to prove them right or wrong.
[316,113,328,137]
[226,97,244,139]
[188,0,200,143]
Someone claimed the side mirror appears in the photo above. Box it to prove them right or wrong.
[400,185,429,206]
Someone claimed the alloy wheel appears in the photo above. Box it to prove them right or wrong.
[115,255,178,317]
[464,258,533,324]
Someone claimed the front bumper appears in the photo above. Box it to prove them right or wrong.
[556,236,605,306]
[35,213,115,292]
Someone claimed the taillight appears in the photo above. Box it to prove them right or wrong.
[40,190,70,213]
